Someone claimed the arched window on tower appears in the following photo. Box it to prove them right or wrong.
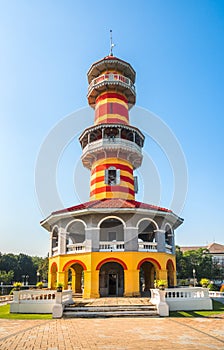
[105,167,120,186]
[165,226,173,246]
[52,227,59,256]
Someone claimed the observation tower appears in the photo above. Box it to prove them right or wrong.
[41,45,183,298]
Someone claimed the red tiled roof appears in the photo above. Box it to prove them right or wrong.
[180,243,224,254]
[207,243,224,254]
[52,199,172,216]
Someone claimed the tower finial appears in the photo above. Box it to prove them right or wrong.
[109,29,115,56]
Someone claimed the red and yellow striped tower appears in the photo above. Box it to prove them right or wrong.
[79,55,144,200]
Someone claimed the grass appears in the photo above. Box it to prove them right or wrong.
[170,300,224,318]
[0,304,52,319]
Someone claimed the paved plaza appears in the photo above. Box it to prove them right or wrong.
[0,316,223,350]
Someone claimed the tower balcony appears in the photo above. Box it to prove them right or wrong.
[79,123,144,169]
[87,73,136,108]
[52,241,173,255]
[81,137,143,170]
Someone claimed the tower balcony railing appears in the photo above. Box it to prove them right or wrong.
[82,138,142,156]
[99,241,125,252]
[138,242,158,252]
[52,246,59,256]
[88,73,135,93]
[165,244,173,254]
[66,243,86,253]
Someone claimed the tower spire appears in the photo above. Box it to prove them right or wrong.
[109,29,115,56]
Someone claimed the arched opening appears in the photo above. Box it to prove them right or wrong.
[138,220,157,251]
[139,261,156,296]
[69,263,84,294]
[52,227,59,256]
[165,225,173,253]
[99,218,124,251]
[167,260,175,287]
[66,221,86,253]
[63,261,85,294]
[99,262,124,297]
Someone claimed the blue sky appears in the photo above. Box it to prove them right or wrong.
[0,0,224,256]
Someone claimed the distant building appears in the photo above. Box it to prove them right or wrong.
[180,242,224,267]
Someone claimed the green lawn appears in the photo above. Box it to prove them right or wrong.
[0,304,52,319]
[170,300,224,317]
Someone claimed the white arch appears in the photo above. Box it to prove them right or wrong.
[164,222,173,233]
[97,216,126,228]
[51,225,59,239]
[65,218,87,232]
[136,218,159,231]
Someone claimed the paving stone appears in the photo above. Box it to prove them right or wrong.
[0,316,223,349]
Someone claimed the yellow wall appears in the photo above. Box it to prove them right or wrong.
[48,251,176,298]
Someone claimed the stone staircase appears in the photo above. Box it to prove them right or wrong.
[63,297,158,318]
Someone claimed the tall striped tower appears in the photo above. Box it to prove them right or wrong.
[79,55,145,200]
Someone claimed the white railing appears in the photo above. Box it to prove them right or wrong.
[10,289,73,317]
[82,138,142,160]
[0,295,13,303]
[138,242,157,252]
[52,246,59,255]
[99,241,124,251]
[13,289,56,303]
[165,244,172,253]
[164,287,212,311]
[88,73,135,93]
[209,291,224,298]
[67,243,85,253]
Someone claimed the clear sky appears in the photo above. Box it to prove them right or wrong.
[0,0,224,256]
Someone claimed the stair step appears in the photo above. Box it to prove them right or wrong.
[64,305,156,312]
[63,310,158,318]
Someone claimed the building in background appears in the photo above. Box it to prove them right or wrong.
[181,242,224,267]
[41,53,183,298]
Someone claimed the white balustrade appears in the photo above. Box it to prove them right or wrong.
[164,287,212,311]
[165,244,172,253]
[209,291,224,298]
[52,246,58,256]
[10,289,73,316]
[138,242,157,252]
[67,243,85,253]
[99,241,124,251]
[0,295,13,303]
[82,138,142,159]
[88,73,135,93]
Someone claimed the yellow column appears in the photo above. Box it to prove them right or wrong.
[158,269,168,282]
[64,270,68,289]
[57,271,66,286]
[83,270,100,298]
[124,270,140,297]
[72,271,76,291]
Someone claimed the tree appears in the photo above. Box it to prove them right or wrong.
[0,270,14,284]
[0,252,49,285]
[176,247,213,283]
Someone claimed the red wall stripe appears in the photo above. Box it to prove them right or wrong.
[90,186,135,196]
[95,103,128,119]
[91,163,133,175]
[96,93,128,104]
[91,175,134,186]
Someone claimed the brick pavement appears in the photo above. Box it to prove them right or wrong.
[0,317,223,350]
